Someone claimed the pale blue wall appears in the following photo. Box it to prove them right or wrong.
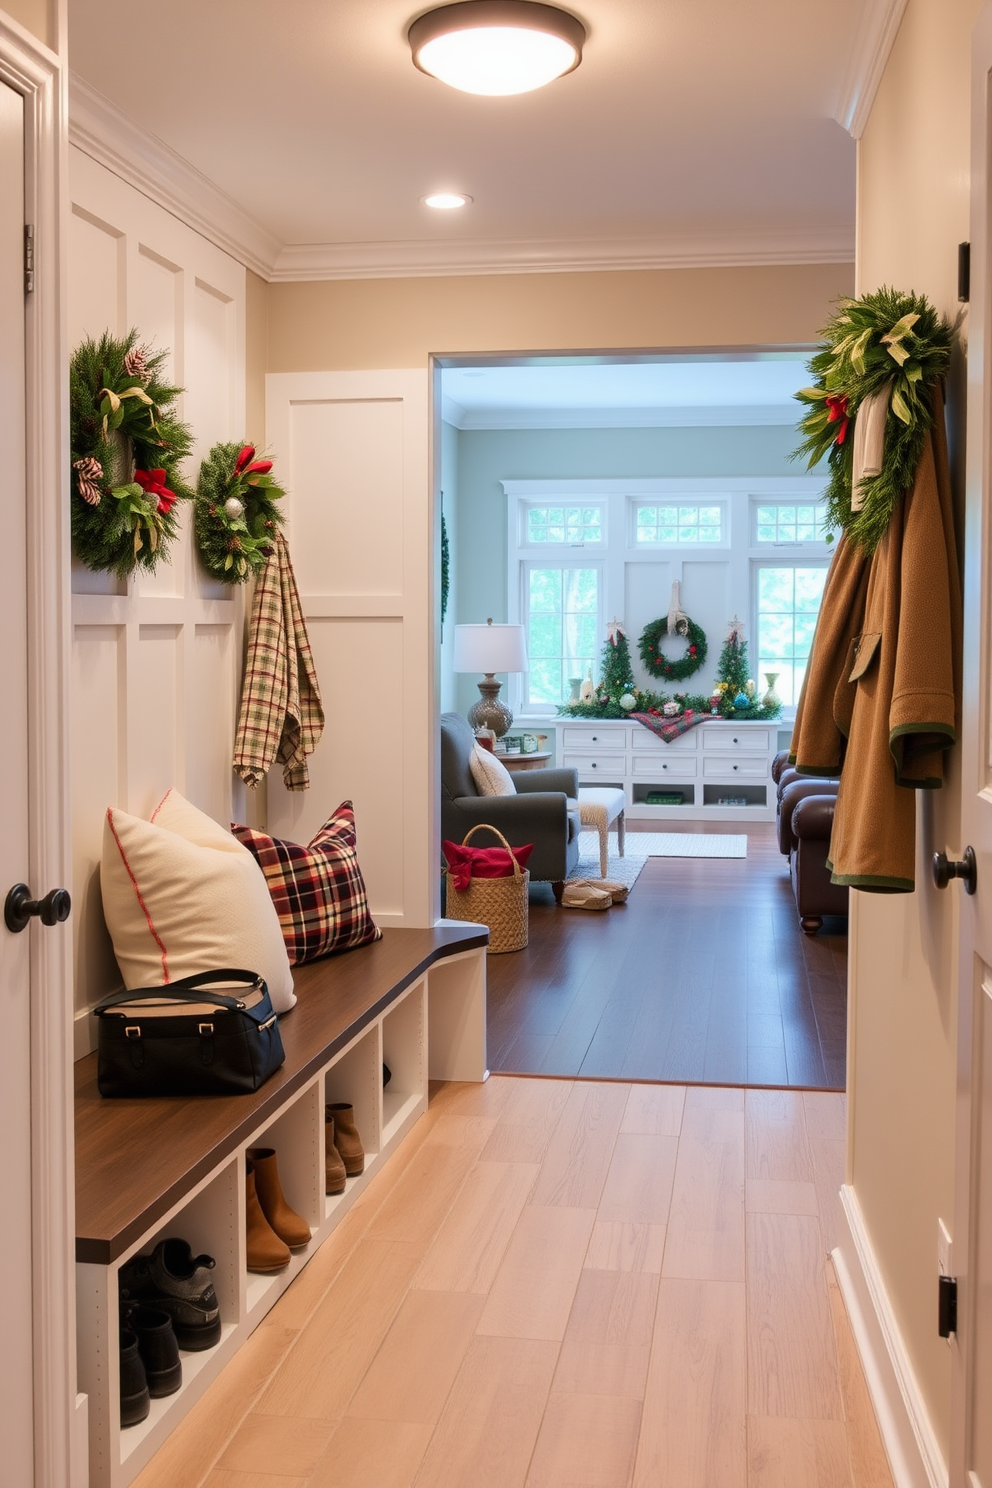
[448,423,800,716]
[439,419,459,713]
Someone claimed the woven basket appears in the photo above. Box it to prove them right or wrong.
[444,824,529,954]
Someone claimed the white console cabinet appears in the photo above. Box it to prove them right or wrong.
[552,717,781,822]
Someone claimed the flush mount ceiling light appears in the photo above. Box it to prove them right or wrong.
[408,1,585,96]
[422,192,473,208]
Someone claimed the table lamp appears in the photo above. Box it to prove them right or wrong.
[453,618,529,737]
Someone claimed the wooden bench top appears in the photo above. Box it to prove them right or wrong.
[75,926,487,1265]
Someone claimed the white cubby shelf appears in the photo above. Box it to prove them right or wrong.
[74,927,488,1488]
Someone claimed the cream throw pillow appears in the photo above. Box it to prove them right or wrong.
[101,788,296,1013]
[469,743,516,797]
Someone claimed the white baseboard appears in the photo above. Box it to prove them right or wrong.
[833,1184,947,1488]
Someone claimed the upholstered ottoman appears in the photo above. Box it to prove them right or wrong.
[577,787,626,877]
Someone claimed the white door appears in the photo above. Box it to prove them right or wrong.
[0,73,38,1483]
[954,9,992,1484]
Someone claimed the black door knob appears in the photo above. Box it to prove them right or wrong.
[4,883,72,934]
[932,847,977,895]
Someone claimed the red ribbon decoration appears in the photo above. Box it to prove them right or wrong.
[134,468,177,515]
[825,393,849,446]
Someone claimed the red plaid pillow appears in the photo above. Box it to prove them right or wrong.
[232,802,381,965]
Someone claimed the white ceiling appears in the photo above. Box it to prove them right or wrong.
[66,0,873,280]
[441,355,812,428]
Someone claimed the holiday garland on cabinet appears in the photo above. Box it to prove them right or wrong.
[194,443,286,582]
[70,330,194,578]
[793,286,952,554]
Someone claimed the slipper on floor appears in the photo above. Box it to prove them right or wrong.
[569,877,629,904]
[561,883,612,911]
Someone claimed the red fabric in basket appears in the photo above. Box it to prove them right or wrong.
[443,840,534,893]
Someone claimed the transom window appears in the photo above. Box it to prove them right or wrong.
[755,564,828,707]
[634,503,723,545]
[523,563,601,707]
[754,501,829,544]
[524,504,603,545]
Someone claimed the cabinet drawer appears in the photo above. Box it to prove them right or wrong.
[702,755,769,779]
[630,728,698,753]
[561,725,626,752]
[701,726,772,752]
[630,755,697,780]
[562,753,627,779]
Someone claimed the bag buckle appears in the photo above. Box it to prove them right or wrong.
[125,1025,140,1039]
[199,1022,214,1036]
[258,1014,277,1032]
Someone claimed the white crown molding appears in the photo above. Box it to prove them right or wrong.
[68,74,281,278]
[833,1185,947,1488]
[836,0,908,139]
[270,226,855,282]
[441,398,800,431]
[67,72,854,283]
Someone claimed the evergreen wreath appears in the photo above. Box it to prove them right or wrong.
[638,615,707,682]
[194,442,286,582]
[70,330,193,578]
[793,287,952,554]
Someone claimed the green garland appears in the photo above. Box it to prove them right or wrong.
[793,288,952,554]
[194,442,286,582]
[441,512,450,624]
[638,615,707,682]
[70,330,193,578]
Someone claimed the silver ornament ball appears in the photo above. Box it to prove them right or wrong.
[224,496,245,519]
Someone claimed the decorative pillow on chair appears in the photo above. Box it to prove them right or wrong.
[101,788,296,1013]
[231,801,381,965]
[469,743,516,797]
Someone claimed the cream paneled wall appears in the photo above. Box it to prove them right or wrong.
[69,147,247,1048]
[265,370,434,929]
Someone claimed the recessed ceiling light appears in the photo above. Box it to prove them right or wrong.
[409,1,585,97]
[422,192,473,209]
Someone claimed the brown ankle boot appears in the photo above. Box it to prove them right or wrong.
[325,1104,364,1176]
[247,1148,311,1249]
[245,1161,291,1273]
[325,1118,347,1195]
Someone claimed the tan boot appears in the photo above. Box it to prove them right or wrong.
[561,883,612,910]
[325,1117,347,1195]
[246,1148,310,1249]
[569,877,629,904]
[245,1161,291,1273]
[325,1104,364,1176]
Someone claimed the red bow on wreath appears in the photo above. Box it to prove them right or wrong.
[825,393,849,446]
[233,445,274,480]
[134,468,177,515]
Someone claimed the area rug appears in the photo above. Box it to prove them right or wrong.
[566,830,746,888]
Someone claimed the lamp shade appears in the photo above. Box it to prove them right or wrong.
[453,621,529,674]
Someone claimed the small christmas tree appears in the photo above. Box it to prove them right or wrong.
[598,618,636,704]
[715,617,751,704]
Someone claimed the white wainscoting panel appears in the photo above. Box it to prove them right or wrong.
[69,148,246,1051]
[266,370,433,928]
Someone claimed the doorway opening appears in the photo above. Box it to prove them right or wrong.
[436,348,847,1090]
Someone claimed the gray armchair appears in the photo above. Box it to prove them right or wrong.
[440,712,581,896]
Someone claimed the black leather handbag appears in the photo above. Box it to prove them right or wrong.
[93,969,286,1098]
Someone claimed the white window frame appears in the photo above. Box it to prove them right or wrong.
[750,557,831,710]
[518,498,607,549]
[631,497,728,548]
[750,495,832,547]
[518,557,605,712]
[503,477,828,720]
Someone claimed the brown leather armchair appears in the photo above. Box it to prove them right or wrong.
[772,751,848,934]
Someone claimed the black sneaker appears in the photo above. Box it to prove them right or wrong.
[119,1328,150,1427]
[120,1239,221,1351]
[126,1305,183,1396]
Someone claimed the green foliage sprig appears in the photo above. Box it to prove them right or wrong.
[638,615,707,682]
[793,288,952,554]
[70,330,193,578]
[194,442,286,583]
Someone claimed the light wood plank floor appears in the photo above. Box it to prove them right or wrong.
[133,1077,891,1488]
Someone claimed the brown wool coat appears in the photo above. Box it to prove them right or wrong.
[791,386,961,892]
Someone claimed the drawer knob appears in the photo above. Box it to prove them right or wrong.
[591,735,598,741]
[733,764,738,771]
[733,736,739,744]
[591,762,597,768]
[662,764,667,771]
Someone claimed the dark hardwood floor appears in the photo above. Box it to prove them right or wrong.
[486,822,847,1090]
